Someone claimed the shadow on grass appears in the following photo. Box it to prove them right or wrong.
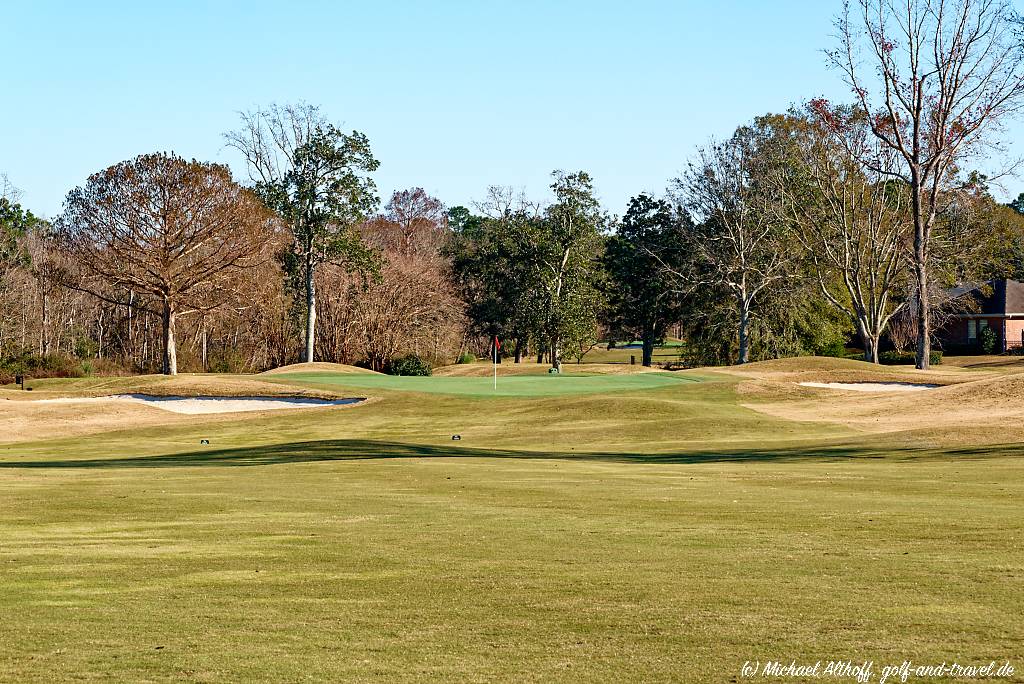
[0,438,1019,469]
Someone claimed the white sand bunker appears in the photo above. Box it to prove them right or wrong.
[799,382,939,393]
[35,394,363,414]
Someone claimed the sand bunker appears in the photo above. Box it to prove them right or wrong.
[34,394,363,415]
[798,382,939,393]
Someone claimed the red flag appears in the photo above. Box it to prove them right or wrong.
[494,336,501,351]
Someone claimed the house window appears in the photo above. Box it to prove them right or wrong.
[968,320,977,341]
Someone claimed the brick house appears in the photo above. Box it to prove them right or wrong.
[937,279,1024,353]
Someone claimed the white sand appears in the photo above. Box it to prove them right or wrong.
[798,382,939,393]
[34,394,363,414]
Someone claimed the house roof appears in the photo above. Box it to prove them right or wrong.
[1003,279,1024,314]
[957,279,1024,315]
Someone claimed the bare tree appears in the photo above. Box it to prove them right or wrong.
[381,188,449,256]
[672,129,792,364]
[779,104,913,362]
[354,189,465,369]
[830,0,1024,368]
[0,175,21,204]
[474,185,544,220]
[354,253,466,371]
[56,153,275,375]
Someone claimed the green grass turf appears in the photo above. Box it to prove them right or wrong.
[0,368,1022,682]
[575,343,683,365]
[266,370,705,397]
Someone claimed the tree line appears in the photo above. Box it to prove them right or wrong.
[3,0,1024,377]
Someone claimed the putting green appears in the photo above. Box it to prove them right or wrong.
[269,370,707,397]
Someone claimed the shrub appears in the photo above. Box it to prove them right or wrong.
[387,354,432,376]
[817,339,848,358]
[456,352,476,364]
[878,350,943,366]
[74,336,100,360]
[0,353,87,384]
[208,351,247,374]
[979,327,997,355]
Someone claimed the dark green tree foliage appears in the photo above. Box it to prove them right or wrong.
[537,172,606,370]
[0,197,38,268]
[448,172,607,370]
[1001,191,1024,280]
[604,194,688,366]
[447,207,545,361]
[386,353,432,376]
[1008,193,1024,216]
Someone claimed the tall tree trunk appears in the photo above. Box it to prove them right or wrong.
[911,173,930,370]
[857,319,880,364]
[201,322,208,372]
[97,310,104,360]
[737,299,751,365]
[514,338,524,364]
[641,329,655,368]
[304,257,316,364]
[39,283,48,356]
[550,337,562,372]
[162,299,177,376]
[913,242,930,370]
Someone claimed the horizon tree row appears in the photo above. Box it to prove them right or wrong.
[5,0,1024,374]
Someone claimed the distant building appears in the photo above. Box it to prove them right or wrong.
[937,279,1024,353]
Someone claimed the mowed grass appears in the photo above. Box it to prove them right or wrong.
[266,370,704,397]
[0,365,1022,682]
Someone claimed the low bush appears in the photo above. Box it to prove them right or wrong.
[979,327,998,355]
[0,353,89,384]
[208,351,248,374]
[386,354,432,376]
[878,350,943,366]
[817,339,849,358]
[456,352,476,364]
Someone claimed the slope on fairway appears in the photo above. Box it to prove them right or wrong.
[265,369,708,397]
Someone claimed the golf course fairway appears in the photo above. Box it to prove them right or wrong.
[0,358,1021,682]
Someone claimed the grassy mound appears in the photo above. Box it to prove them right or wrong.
[917,371,1024,404]
[259,362,379,376]
[718,356,966,386]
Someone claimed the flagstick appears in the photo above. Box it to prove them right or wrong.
[493,339,497,391]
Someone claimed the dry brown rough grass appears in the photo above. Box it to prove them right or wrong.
[0,373,369,444]
[726,356,1024,439]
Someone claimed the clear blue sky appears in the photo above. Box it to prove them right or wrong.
[3,1,1021,219]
